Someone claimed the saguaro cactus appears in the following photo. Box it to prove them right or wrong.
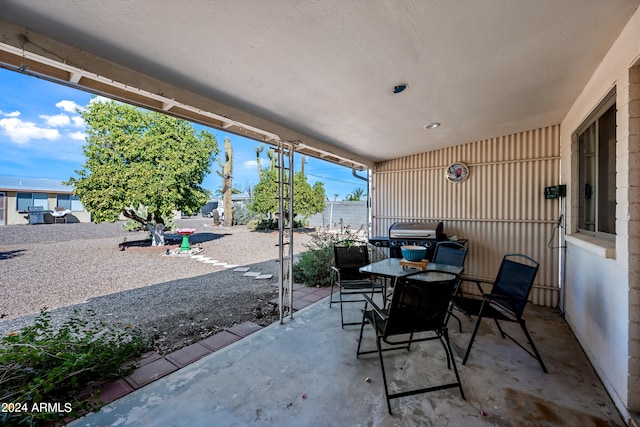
[216,137,233,226]
[254,144,264,179]
[267,148,277,171]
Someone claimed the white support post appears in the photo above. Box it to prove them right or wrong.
[277,141,295,324]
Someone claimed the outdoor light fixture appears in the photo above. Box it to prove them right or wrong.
[424,122,441,129]
[393,84,408,94]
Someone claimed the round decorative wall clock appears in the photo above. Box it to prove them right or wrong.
[446,162,470,183]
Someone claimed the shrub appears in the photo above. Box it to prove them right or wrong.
[246,218,262,230]
[232,204,260,226]
[249,217,307,231]
[0,310,150,426]
[293,230,366,287]
[293,244,334,287]
[255,218,278,230]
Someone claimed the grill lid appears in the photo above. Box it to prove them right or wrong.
[388,221,444,240]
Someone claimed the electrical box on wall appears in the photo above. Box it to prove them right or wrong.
[544,185,566,199]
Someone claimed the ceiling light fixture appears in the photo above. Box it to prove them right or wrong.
[393,83,408,94]
[424,122,441,129]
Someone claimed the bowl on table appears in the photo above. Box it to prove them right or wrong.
[400,245,427,262]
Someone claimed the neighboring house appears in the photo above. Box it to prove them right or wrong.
[0,176,91,225]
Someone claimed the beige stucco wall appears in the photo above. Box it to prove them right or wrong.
[372,125,561,307]
[4,191,92,225]
[560,6,640,422]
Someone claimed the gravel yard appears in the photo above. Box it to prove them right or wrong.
[0,218,314,354]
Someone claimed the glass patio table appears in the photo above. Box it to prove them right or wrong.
[359,258,464,307]
[359,258,463,282]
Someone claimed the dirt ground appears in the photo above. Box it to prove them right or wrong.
[0,218,316,354]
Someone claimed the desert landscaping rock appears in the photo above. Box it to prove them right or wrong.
[0,218,314,354]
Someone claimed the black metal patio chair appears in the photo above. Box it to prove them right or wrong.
[356,270,465,415]
[452,253,548,372]
[329,242,385,327]
[432,241,469,332]
[432,240,468,267]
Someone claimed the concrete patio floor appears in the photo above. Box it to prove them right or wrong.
[71,295,624,427]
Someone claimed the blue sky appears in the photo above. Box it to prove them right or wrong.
[0,68,366,200]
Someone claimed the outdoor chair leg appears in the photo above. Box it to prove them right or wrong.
[520,319,548,373]
[438,334,452,369]
[494,318,506,338]
[356,310,368,356]
[445,307,463,333]
[376,336,393,415]
[339,290,346,328]
[443,329,465,400]
[462,313,483,366]
[329,282,336,307]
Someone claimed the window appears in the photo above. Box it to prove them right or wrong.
[577,92,616,237]
[16,192,48,211]
[56,194,84,211]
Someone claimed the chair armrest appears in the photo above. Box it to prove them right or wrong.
[460,275,495,295]
[362,293,387,321]
[331,266,340,283]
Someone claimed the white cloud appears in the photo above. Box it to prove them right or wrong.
[40,114,71,127]
[67,131,86,141]
[243,160,258,168]
[0,117,61,145]
[0,110,21,118]
[72,116,85,127]
[56,100,82,113]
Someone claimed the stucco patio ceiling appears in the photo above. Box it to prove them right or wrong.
[0,0,638,168]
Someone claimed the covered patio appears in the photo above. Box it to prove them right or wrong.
[1,1,639,424]
[70,297,622,426]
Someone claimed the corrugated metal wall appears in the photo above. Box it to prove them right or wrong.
[371,125,561,307]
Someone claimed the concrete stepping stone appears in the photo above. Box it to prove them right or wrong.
[204,260,220,264]
[234,267,250,272]
[224,264,239,268]
[243,271,261,277]
[255,274,273,280]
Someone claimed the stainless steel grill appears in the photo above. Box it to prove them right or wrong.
[389,221,443,241]
[369,221,445,258]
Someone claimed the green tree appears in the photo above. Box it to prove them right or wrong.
[67,99,218,245]
[250,169,326,219]
[346,187,365,201]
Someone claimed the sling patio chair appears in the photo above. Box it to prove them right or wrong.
[330,241,385,328]
[356,270,465,415]
[452,253,548,373]
[432,241,469,332]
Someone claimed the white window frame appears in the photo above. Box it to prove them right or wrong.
[16,192,48,211]
[575,90,616,240]
[56,194,85,211]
